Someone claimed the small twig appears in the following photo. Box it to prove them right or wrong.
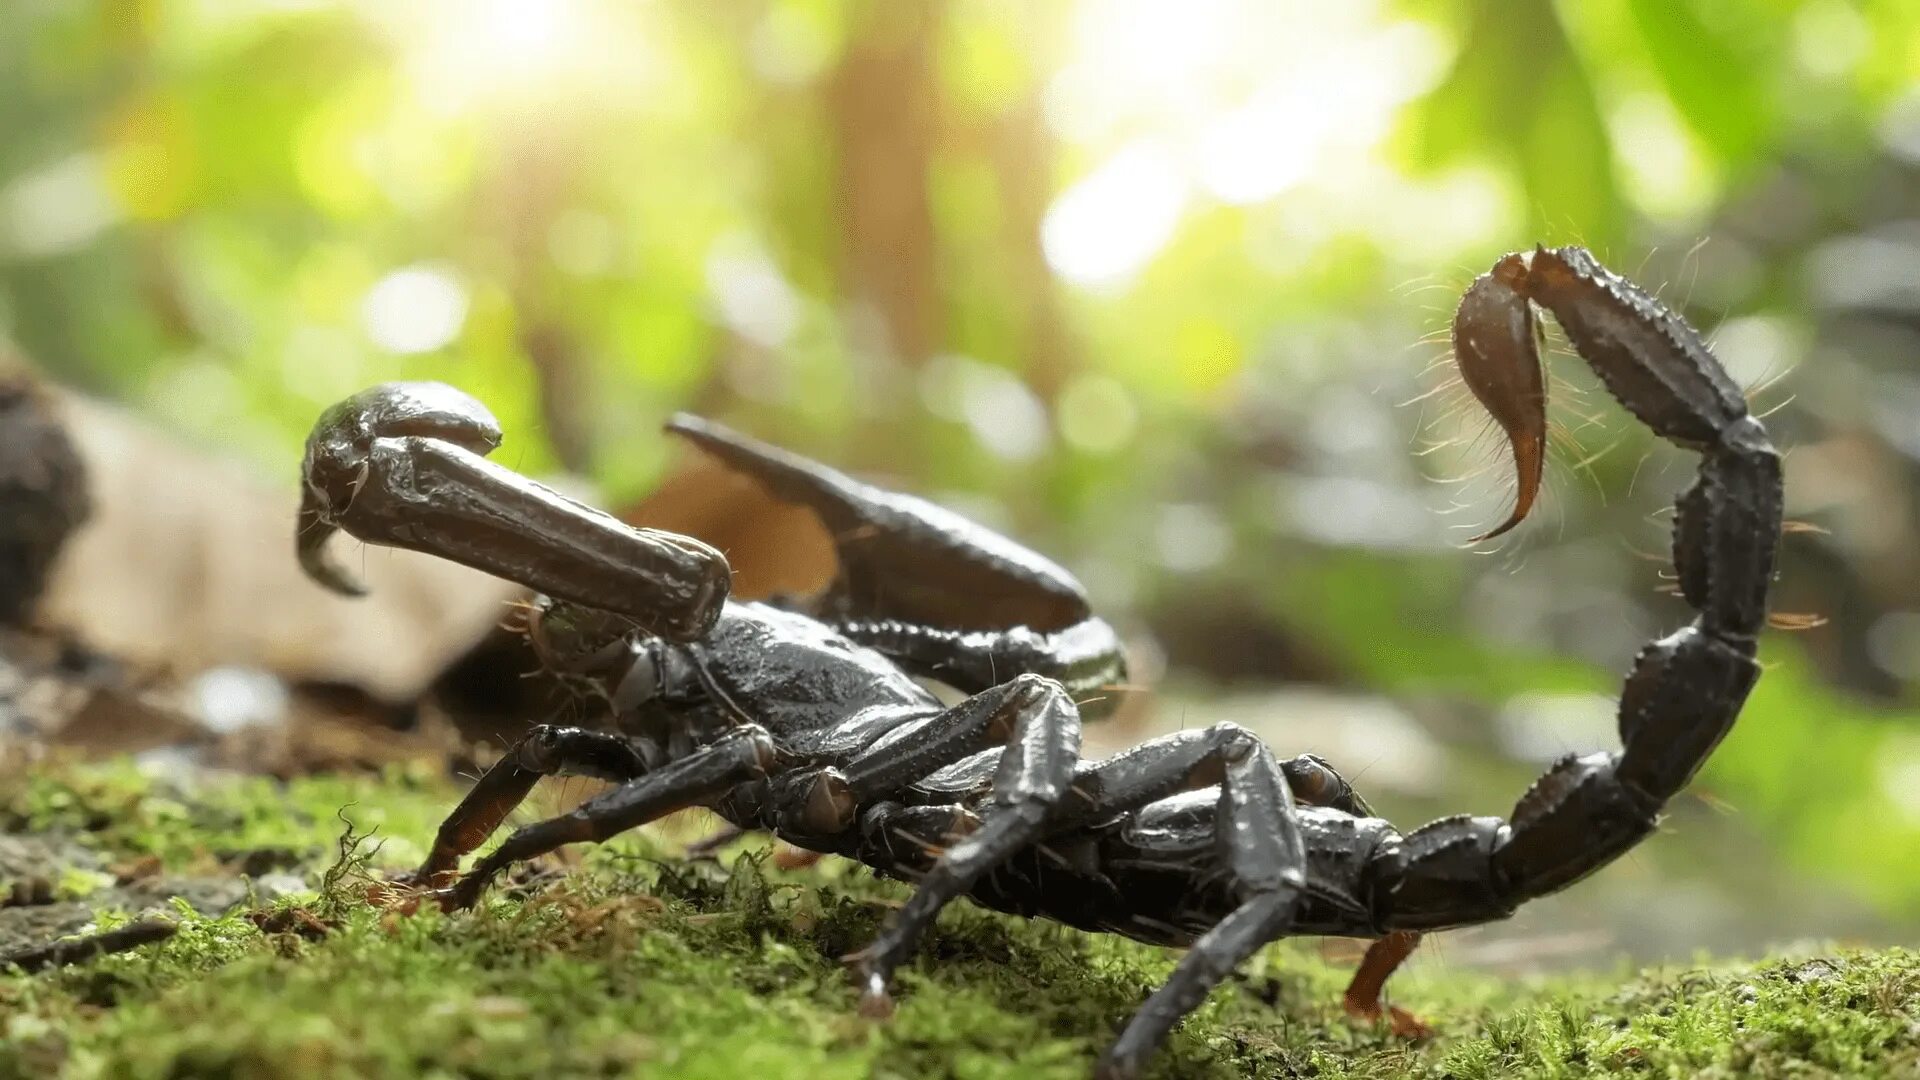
[0,917,178,973]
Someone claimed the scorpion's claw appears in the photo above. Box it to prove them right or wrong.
[300,382,501,596]
[665,412,1091,633]
[297,382,732,642]
[296,508,369,597]
[665,413,1127,709]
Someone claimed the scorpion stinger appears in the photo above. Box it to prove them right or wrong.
[666,413,1128,712]
[298,382,731,642]
[1451,252,1546,541]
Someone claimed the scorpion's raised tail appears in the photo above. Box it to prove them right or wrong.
[1377,246,1781,931]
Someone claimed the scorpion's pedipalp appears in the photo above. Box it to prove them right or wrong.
[666,412,1128,711]
[298,381,504,596]
[666,413,1092,632]
[1372,246,1781,932]
[1451,254,1547,541]
[300,382,732,641]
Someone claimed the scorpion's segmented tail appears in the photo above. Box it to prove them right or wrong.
[1379,246,1781,930]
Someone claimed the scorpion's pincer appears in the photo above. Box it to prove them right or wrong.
[296,381,733,643]
[299,382,503,596]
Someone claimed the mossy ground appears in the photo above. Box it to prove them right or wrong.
[0,758,1914,1079]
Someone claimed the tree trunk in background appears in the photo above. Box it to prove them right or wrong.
[990,85,1077,407]
[490,128,596,476]
[828,0,942,376]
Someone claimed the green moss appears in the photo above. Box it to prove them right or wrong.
[0,757,455,874]
[0,760,1915,1079]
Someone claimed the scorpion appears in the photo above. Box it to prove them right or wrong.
[296,246,1780,1078]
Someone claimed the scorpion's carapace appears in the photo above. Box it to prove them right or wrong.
[1451,253,1546,541]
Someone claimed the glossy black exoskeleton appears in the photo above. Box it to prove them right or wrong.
[297,247,1780,1079]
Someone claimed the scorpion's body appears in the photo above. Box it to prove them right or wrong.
[536,599,1383,944]
[296,246,1782,1079]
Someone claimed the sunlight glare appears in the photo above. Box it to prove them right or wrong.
[1043,1,1456,287]
[1042,140,1190,287]
[360,0,649,116]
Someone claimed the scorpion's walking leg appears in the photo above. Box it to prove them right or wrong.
[819,673,1082,1009]
[1375,246,1780,934]
[1065,741,1424,1034]
[300,383,731,642]
[406,725,650,884]
[845,728,1316,1077]
[1057,733,1365,832]
[1090,734,1310,1080]
[437,726,778,910]
[666,414,1126,709]
[1342,931,1428,1037]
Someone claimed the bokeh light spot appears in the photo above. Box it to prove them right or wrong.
[362,265,469,355]
[705,238,801,348]
[1154,502,1232,573]
[1058,374,1138,454]
[960,364,1050,463]
[1609,92,1716,223]
[0,154,119,258]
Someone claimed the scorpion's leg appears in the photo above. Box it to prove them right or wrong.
[1341,931,1429,1037]
[438,726,777,910]
[813,673,1082,1009]
[852,722,1319,1075]
[1261,757,1428,1034]
[847,748,1348,892]
[840,728,1314,1079]
[1374,246,1779,935]
[665,414,1125,709]
[1256,756,1430,1033]
[1037,728,1337,835]
[300,383,730,642]
[1080,731,1310,1080]
[406,725,650,884]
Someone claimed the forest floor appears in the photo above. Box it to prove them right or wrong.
[0,755,1915,1080]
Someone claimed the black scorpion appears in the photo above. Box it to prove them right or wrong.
[296,246,1780,1078]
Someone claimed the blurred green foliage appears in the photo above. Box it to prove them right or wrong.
[4,0,1920,930]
